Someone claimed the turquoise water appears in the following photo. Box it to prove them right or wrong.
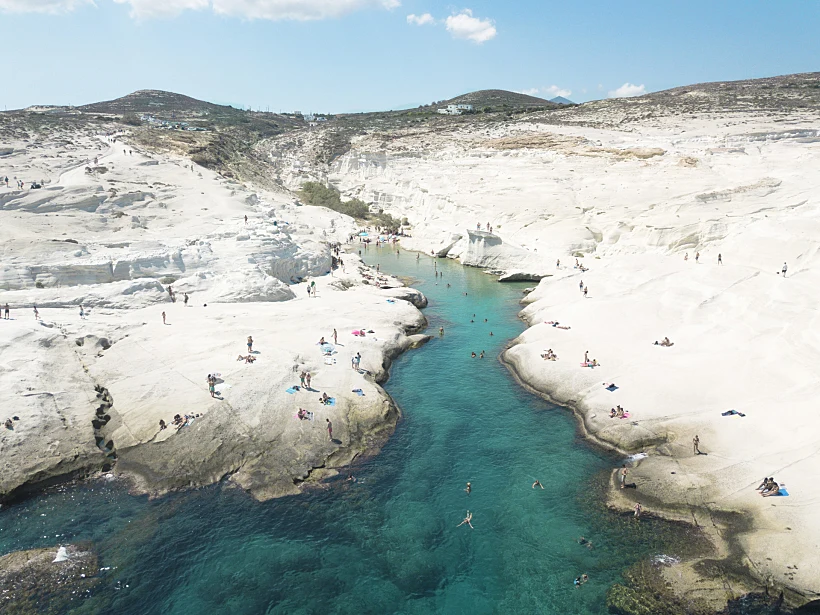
[0,247,688,614]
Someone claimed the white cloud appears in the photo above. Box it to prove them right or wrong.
[212,0,401,21]
[608,82,646,98]
[0,0,93,13]
[6,0,401,19]
[543,85,571,98]
[112,0,205,18]
[517,85,572,99]
[406,12,433,25]
[445,9,495,43]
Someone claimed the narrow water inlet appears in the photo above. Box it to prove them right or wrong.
[0,244,700,615]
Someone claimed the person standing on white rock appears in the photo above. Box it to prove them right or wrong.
[782,262,788,277]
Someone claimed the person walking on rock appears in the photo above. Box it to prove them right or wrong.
[184,293,189,307]
[717,253,722,265]
[247,336,253,353]
[33,305,39,320]
[326,418,333,441]
[4,303,9,319]
[782,262,788,277]
[305,372,312,389]
[619,464,628,489]
[162,311,166,325]
[693,435,701,455]
[333,328,338,344]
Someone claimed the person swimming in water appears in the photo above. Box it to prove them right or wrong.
[465,482,471,495]
[532,480,544,489]
[457,511,474,529]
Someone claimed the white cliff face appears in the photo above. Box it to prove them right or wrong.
[273,114,820,279]
[1,128,426,502]
[0,135,344,307]
[267,106,820,598]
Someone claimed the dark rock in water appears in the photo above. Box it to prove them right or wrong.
[0,544,100,614]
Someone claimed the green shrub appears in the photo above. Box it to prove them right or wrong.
[299,182,369,219]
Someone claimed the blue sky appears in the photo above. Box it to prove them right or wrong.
[0,0,817,113]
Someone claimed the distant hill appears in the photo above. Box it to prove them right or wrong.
[549,96,575,105]
[443,89,557,110]
[542,72,820,128]
[79,90,241,118]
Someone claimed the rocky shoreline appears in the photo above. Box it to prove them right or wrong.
[500,343,812,613]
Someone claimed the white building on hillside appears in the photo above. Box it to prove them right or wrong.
[437,104,474,115]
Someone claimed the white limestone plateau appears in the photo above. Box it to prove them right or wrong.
[0,133,427,501]
[270,104,820,602]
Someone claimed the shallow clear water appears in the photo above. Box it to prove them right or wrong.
[0,247,686,614]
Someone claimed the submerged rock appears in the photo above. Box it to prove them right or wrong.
[0,544,100,614]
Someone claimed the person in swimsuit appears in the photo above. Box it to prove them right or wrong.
[619,465,628,488]
[532,480,544,489]
[465,482,471,495]
[247,336,253,352]
[457,511,474,529]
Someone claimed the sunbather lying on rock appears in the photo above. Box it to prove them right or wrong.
[654,337,674,347]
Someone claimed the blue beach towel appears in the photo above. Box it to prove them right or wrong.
[286,387,299,394]
[386,299,396,304]
[775,488,790,497]
[326,398,336,406]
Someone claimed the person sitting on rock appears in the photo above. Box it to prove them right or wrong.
[761,481,780,497]
[320,392,330,404]
[610,408,617,418]
[159,419,167,430]
[4,418,13,430]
